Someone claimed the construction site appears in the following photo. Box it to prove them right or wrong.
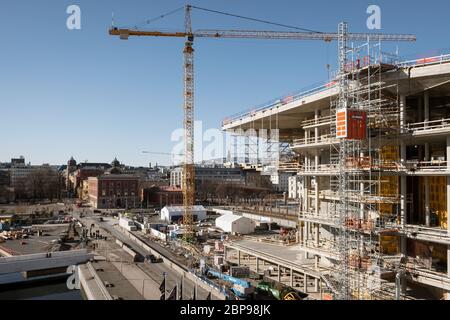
[2,3,450,303]
[109,5,450,300]
[223,39,450,299]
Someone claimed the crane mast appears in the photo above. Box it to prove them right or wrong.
[182,5,195,241]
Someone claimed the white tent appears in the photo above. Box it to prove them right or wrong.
[215,214,255,235]
[161,205,207,222]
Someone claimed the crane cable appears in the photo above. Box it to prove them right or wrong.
[130,6,185,30]
[126,5,323,35]
[190,5,323,34]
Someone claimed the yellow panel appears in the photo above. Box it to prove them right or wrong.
[380,235,399,255]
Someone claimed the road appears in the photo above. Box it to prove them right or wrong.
[73,210,216,300]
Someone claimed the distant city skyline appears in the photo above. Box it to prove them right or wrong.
[1,0,449,166]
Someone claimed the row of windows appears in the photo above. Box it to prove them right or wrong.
[102,190,135,196]
[101,182,137,190]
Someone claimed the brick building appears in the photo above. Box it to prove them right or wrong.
[141,186,183,208]
[88,174,140,209]
[66,157,111,198]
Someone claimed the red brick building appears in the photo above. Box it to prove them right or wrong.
[142,186,183,208]
[88,174,140,209]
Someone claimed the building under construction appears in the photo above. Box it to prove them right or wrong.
[222,45,450,299]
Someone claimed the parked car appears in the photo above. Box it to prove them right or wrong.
[145,254,163,263]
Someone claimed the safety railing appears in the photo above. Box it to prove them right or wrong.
[223,53,450,127]
[406,118,450,133]
[403,224,450,241]
[320,190,400,204]
[301,115,334,128]
[396,53,450,68]
[298,211,339,226]
[405,160,449,172]
[292,134,338,147]
[299,163,339,173]
[222,80,337,126]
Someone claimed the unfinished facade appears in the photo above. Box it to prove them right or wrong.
[223,49,450,300]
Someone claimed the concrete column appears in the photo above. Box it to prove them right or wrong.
[305,223,310,259]
[314,150,319,216]
[277,265,281,283]
[303,223,308,259]
[447,136,450,234]
[418,95,423,124]
[320,278,323,299]
[315,224,320,247]
[446,136,450,300]
[300,223,304,245]
[315,109,319,144]
[400,141,407,227]
[424,91,430,127]
[290,268,294,287]
[303,273,308,293]
[304,154,308,172]
[400,95,406,132]
[223,246,227,261]
[237,250,241,265]
[256,257,259,273]
[425,143,431,226]
[304,176,309,212]
[400,141,407,258]
[314,255,320,291]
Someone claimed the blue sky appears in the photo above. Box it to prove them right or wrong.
[1,0,449,166]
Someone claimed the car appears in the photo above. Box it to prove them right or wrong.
[145,254,157,263]
[145,254,162,263]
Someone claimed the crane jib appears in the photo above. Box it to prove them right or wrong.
[109,28,416,42]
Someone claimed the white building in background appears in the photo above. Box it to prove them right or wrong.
[161,205,207,222]
[170,167,183,187]
[215,214,255,235]
[119,216,137,231]
[270,172,295,193]
[288,175,303,199]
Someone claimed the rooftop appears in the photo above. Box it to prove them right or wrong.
[163,205,206,212]
[216,214,246,224]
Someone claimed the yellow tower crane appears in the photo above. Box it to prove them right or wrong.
[109,5,415,243]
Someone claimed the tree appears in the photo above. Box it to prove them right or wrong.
[26,168,63,201]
